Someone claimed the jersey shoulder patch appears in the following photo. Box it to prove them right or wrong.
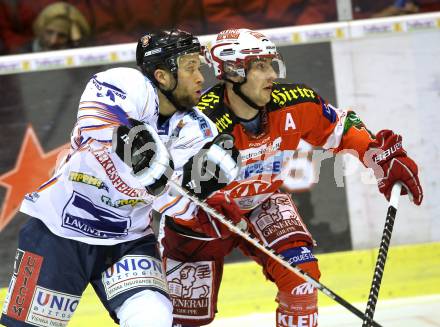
[267,83,321,112]
[196,84,237,134]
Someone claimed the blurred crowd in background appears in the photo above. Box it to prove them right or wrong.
[0,0,439,55]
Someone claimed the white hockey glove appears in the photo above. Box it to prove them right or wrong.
[112,118,174,195]
[181,134,241,200]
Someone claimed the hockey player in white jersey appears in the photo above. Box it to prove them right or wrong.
[1,30,240,327]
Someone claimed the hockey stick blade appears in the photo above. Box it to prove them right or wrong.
[362,182,402,326]
[169,181,383,327]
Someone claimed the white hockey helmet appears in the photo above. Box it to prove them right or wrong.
[208,28,286,81]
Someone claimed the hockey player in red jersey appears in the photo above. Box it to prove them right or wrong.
[156,28,423,327]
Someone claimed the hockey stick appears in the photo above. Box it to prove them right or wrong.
[169,180,383,327]
[362,182,402,326]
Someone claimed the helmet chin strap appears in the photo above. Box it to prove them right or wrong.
[229,78,264,111]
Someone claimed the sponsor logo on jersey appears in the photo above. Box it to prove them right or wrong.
[25,287,79,327]
[188,111,213,137]
[196,91,220,112]
[92,149,149,198]
[240,137,282,161]
[248,135,271,147]
[251,194,311,247]
[214,113,233,133]
[259,216,302,241]
[282,246,316,266]
[271,85,316,106]
[62,192,131,238]
[5,250,43,322]
[197,90,234,133]
[230,180,272,198]
[166,259,214,320]
[68,171,109,191]
[292,282,316,296]
[102,255,168,300]
[101,195,147,208]
[239,153,284,180]
[277,312,318,327]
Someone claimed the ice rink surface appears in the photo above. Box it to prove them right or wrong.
[209,294,440,326]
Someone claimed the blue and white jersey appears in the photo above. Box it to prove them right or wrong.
[20,67,216,245]
[153,108,218,220]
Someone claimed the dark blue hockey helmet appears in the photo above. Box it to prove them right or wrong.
[136,29,201,82]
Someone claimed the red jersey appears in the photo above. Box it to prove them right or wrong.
[196,82,374,211]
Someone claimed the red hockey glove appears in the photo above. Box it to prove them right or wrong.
[197,193,248,239]
[369,130,423,205]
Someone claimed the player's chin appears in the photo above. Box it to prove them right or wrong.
[259,92,271,105]
[192,93,202,106]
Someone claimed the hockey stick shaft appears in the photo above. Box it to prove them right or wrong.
[362,183,402,326]
[169,181,383,327]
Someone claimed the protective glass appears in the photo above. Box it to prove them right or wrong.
[245,53,286,79]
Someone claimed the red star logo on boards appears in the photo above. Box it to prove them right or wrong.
[0,126,69,230]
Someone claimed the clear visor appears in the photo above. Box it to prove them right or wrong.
[222,53,286,81]
[244,53,286,79]
[176,51,208,71]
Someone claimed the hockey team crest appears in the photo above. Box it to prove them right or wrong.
[165,259,215,321]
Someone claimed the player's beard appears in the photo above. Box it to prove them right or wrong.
[173,93,197,112]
